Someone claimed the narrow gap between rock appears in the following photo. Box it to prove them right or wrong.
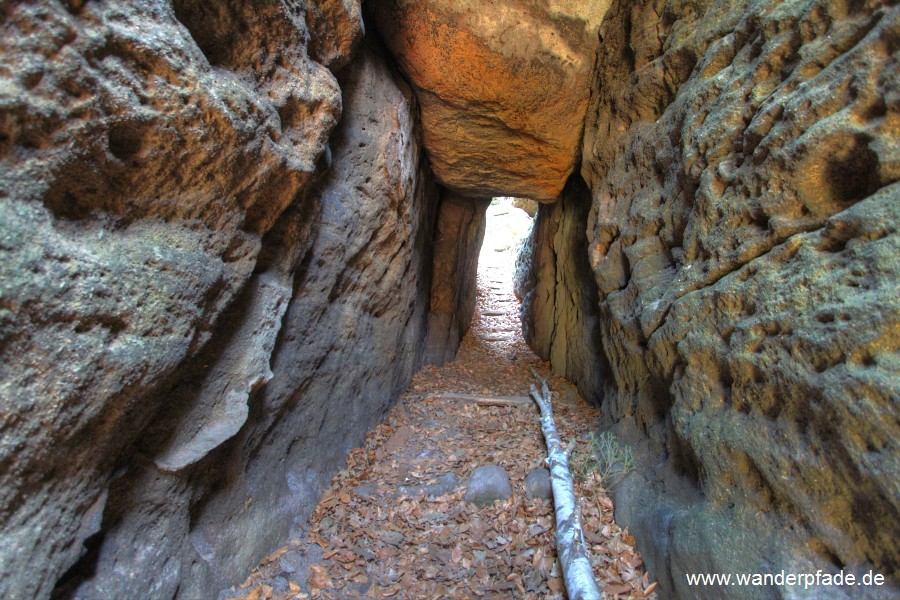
[225,199,657,599]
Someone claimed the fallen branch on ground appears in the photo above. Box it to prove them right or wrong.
[432,393,533,408]
[530,370,602,600]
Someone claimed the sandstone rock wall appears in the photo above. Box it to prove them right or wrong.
[566,0,899,596]
[424,192,489,365]
[512,197,539,218]
[514,175,610,405]
[0,3,445,597]
[0,0,344,595]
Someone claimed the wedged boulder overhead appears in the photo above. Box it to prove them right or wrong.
[372,0,610,201]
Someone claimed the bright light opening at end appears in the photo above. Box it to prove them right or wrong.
[477,197,536,288]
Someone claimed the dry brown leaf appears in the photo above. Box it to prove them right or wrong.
[236,587,263,600]
[260,546,289,566]
[605,582,635,596]
[307,564,332,590]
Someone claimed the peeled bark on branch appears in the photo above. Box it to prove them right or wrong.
[530,371,602,600]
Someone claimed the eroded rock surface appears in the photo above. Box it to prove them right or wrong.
[0,3,443,597]
[515,175,609,405]
[167,41,438,599]
[0,1,349,596]
[424,192,489,365]
[551,0,898,596]
[372,0,610,201]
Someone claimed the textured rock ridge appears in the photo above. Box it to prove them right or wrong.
[175,41,437,599]
[0,2,445,597]
[545,0,898,596]
[514,175,610,405]
[424,191,490,365]
[0,0,347,596]
[372,0,611,201]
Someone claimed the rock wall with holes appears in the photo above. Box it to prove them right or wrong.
[0,2,453,598]
[570,0,899,597]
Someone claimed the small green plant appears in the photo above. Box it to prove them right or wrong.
[570,431,635,488]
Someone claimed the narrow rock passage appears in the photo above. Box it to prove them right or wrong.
[228,212,657,600]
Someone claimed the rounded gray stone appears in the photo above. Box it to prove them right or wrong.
[524,467,553,501]
[464,464,512,507]
[397,471,459,499]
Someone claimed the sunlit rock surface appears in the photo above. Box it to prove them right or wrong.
[373,0,610,201]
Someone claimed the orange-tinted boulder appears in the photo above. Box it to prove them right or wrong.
[374,0,609,201]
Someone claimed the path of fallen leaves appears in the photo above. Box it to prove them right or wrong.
[229,207,657,600]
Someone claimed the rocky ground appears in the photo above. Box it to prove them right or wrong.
[224,204,657,599]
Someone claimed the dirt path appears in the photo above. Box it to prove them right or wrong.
[228,211,657,600]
